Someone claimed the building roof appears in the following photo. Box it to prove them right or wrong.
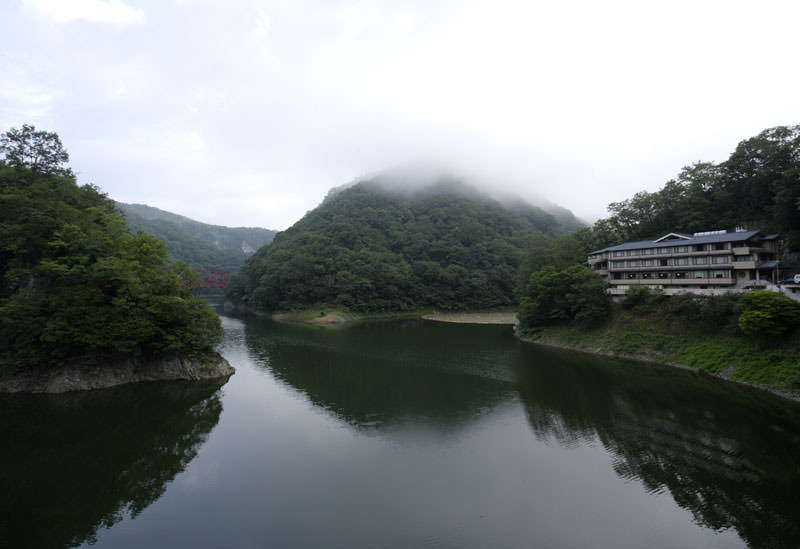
[589,230,763,255]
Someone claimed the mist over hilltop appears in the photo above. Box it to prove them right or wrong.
[228,175,580,312]
[323,164,584,230]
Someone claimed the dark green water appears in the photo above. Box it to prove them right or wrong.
[2,311,799,548]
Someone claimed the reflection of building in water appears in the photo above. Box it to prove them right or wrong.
[514,350,800,548]
[0,379,227,548]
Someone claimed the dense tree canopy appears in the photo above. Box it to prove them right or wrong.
[227,179,580,312]
[0,129,221,369]
[596,125,800,249]
[517,265,611,333]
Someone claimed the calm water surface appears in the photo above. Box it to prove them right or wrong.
[1,309,799,548]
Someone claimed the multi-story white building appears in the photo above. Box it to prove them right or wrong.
[587,229,779,294]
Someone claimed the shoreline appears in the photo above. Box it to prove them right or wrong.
[0,351,235,394]
[421,311,518,325]
[519,333,800,405]
[225,301,798,405]
[225,302,520,327]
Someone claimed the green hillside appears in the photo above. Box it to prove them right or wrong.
[116,202,276,272]
[227,177,582,312]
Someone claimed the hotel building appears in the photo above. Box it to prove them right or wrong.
[587,230,779,293]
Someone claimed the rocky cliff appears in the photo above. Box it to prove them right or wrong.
[0,352,234,393]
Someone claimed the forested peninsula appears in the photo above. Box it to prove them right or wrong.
[0,125,233,392]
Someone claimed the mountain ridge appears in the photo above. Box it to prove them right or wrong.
[116,202,276,272]
[227,176,583,312]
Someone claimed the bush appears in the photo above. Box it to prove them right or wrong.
[620,285,667,312]
[738,290,800,338]
[666,293,742,331]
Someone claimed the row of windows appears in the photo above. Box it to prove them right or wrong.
[611,256,731,268]
[612,270,731,280]
[611,242,731,257]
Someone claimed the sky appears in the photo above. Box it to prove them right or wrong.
[1,0,799,230]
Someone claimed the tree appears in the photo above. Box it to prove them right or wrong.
[737,290,800,338]
[0,124,73,176]
[518,265,611,333]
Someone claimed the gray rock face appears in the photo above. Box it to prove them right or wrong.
[0,352,235,393]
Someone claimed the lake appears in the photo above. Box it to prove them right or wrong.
[1,308,799,548]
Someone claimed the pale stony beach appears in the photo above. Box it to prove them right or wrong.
[421,312,518,325]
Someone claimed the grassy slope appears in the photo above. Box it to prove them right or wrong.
[525,308,800,399]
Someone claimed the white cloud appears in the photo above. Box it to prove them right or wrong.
[3,0,800,229]
[23,0,144,24]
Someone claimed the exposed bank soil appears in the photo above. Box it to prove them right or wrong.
[269,310,425,325]
[0,352,235,393]
[421,312,518,325]
[309,313,349,325]
[521,335,800,404]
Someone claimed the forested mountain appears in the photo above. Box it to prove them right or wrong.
[226,177,582,312]
[116,202,276,272]
[594,124,800,250]
[0,126,221,369]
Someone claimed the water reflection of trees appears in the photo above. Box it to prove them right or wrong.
[244,319,516,430]
[514,346,800,548]
[0,379,226,549]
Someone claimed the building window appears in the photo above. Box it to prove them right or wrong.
[694,244,706,252]
[628,260,639,267]
[613,273,624,279]
[612,261,624,268]
[613,251,625,257]
[642,259,654,267]
[737,271,747,279]
[626,249,638,256]
[692,271,706,279]
[658,247,670,254]
[735,255,753,262]
[659,259,669,266]
[693,256,708,265]
[710,270,729,279]
[712,255,730,264]
[674,272,685,279]
[675,257,689,266]
[675,246,688,253]
[643,248,654,255]
[627,273,636,279]
[658,272,669,279]
[713,243,727,250]
[642,272,652,279]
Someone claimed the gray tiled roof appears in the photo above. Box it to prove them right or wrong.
[589,230,762,255]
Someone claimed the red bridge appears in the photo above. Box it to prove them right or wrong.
[195,269,232,288]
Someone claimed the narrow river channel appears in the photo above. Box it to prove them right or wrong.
[2,306,799,548]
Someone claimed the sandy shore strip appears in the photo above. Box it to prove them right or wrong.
[421,312,518,325]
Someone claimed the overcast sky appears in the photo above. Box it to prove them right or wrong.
[2,0,799,229]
